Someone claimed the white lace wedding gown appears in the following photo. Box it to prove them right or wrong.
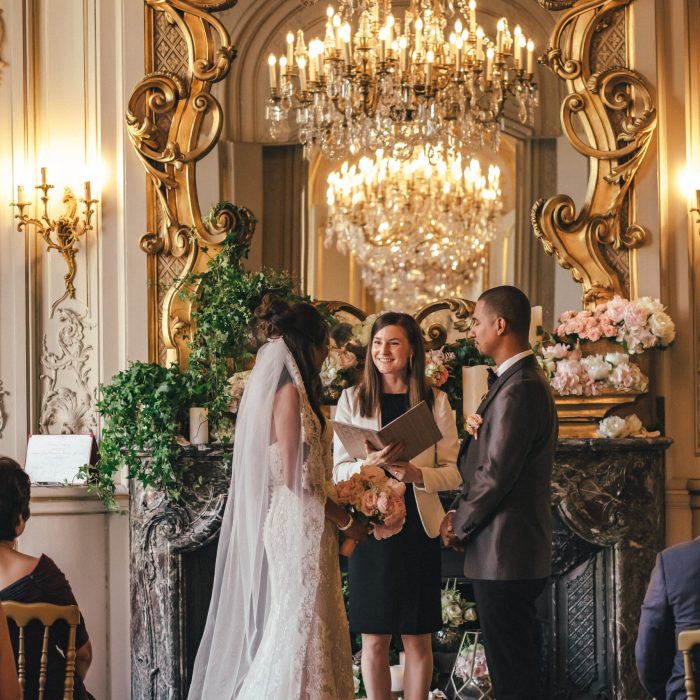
[237,372,354,700]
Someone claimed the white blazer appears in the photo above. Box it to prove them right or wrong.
[333,386,462,538]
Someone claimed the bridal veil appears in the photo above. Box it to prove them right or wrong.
[188,338,326,699]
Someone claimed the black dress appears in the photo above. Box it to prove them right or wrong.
[0,554,94,700]
[348,393,442,635]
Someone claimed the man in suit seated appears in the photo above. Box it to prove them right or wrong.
[636,537,700,699]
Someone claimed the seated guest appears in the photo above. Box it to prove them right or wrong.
[636,536,700,699]
[0,605,20,700]
[0,456,94,700]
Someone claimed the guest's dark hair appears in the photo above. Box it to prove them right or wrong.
[0,457,31,541]
[358,312,433,418]
[256,294,328,428]
[478,285,531,340]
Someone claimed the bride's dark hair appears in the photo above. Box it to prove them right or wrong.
[256,294,328,428]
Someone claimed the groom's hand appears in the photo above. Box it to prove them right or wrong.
[440,512,466,551]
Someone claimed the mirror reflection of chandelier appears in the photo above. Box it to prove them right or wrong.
[325,145,502,310]
[266,0,538,161]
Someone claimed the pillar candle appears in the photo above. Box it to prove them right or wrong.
[189,407,209,446]
[529,305,543,347]
[462,365,489,418]
[389,665,404,692]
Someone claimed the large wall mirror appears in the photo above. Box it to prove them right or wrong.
[132,0,652,364]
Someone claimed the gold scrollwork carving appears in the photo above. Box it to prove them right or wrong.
[127,0,237,365]
[533,0,657,308]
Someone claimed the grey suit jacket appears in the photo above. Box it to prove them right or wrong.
[452,354,557,580]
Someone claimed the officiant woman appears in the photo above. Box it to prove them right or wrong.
[333,312,461,700]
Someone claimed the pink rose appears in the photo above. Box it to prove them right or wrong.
[605,296,628,323]
[360,490,379,515]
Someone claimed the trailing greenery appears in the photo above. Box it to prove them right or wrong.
[84,202,301,507]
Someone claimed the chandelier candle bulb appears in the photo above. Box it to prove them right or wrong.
[17,185,25,203]
[426,50,434,83]
[386,14,394,46]
[513,26,522,67]
[268,54,277,88]
[297,56,307,91]
[84,181,91,202]
[415,17,423,53]
[40,167,47,186]
[527,39,534,74]
[286,32,294,65]
[469,0,476,34]
[486,46,494,81]
[476,27,485,60]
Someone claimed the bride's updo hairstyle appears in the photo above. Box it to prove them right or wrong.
[256,294,328,428]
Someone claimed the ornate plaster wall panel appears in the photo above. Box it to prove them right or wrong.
[39,303,97,436]
[532,0,656,308]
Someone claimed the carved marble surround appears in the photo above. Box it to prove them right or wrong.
[130,438,669,699]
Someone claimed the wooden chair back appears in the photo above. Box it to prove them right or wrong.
[1,601,80,700]
[678,629,700,699]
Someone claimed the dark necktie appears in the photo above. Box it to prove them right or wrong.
[487,367,498,389]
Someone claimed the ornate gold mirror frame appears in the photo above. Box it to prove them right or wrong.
[128,0,656,366]
[533,0,657,309]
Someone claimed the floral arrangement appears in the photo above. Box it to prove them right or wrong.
[597,413,660,439]
[556,295,675,354]
[441,580,477,628]
[334,465,407,541]
[425,348,456,388]
[536,345,649,397]
[321,315,377,402]
[454,640,490,685]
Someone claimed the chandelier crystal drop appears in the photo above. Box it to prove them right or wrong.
[325,145,503,310]
[266,0,538,161]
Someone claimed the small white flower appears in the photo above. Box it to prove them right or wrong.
[580,355,612,381]
[649,311,676,345]
[597,415,629,438]
[604,352,629,367]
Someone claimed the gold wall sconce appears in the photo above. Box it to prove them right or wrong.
[10,167,98,299]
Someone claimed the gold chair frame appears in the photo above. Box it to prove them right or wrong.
[678,629,700,699]
[1,601,80,700]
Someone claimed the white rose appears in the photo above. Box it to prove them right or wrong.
[649,312,676,345]
[604,352,629,367]
[636,297,665,315]
[581,355,612,381]
[625,414,643,435]
[597,415,629,438]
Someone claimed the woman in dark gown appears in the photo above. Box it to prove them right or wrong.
[333,313,461,700]
[0,457,95,700]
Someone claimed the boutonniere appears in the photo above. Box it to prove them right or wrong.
[465,414,483,440]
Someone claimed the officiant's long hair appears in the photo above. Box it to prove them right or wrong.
[256,294,328,428]
[358,312,433,418]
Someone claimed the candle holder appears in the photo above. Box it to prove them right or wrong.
[10,167,98,299]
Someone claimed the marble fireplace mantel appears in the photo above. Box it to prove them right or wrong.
[129,437,670,699]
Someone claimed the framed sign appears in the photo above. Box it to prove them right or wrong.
[24,434,97,485]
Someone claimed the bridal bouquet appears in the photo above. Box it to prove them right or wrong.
[335,465,407,555]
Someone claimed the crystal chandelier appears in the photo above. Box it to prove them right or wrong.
[266,0,538,161]
[325,145,502,309]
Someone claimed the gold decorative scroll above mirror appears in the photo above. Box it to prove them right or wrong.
[532,0,657,309]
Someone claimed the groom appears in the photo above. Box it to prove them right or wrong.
[440,286,557,700]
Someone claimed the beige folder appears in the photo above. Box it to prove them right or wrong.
[331,400,443,462]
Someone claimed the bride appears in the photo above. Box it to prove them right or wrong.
[188,295,367,700]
